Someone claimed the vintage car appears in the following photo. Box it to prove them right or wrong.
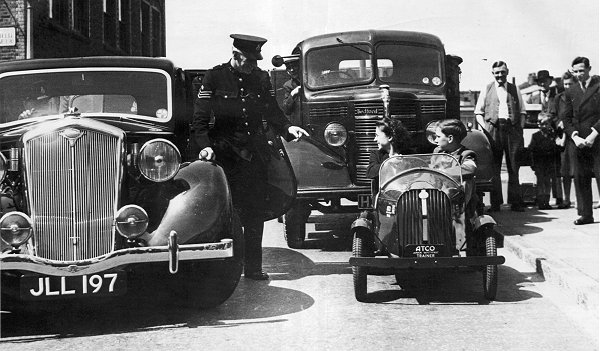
[0,57,244,309]
[349,131,505,301]
[271,30,464,248]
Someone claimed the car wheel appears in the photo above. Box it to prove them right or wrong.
[352,232,369,302]
[172,213,244,309]
[482,228,498,301]
[284,201,309,249]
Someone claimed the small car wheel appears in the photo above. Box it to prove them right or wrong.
[482,229,498,301]
[284,202,310,249]
[352,232,369,302]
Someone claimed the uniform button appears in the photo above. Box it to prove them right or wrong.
[224,95,228,98]
[241,98,246,103]
[247,132,251,135]
[240,88,244,92]
[242,108,246,112]
[257,94,261,98]
[245,122,249,126]
[239,78,243,82]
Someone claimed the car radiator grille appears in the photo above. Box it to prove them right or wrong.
[24,129,122,261]
[396,189,454,248]
[354,100,417,185]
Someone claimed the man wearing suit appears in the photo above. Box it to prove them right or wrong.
[561,56,600,225]
[475,61,527,212]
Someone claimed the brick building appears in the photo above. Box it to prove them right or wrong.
[0,0,165,61]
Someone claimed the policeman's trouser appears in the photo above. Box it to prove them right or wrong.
[243,216,265,274]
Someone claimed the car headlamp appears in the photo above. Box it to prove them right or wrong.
[0,151,7,182]
[115,205,149,239]
[425,120,441,145]
[324,123,348,147]
[0,212,33,248]
[138,139,181,182]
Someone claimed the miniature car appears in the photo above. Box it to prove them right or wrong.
[349,152,505,302]
[0,57,243,309]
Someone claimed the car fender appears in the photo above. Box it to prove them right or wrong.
[472,214,496,231]
[146,161,232,246]
[351,211,374,236]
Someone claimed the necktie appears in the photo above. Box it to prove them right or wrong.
[582,81,587,92]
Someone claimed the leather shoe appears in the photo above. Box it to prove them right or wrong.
[244,270,270,280]
[557,201,571,209]
[594,203,600,209]
[574,217,594,225]
[538,204,553,210]
[511,205,525,212]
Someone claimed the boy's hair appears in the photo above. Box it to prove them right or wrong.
[376,117,410,152]
[437,119,467,142]
[562,71,574,80]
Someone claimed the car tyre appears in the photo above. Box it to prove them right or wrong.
[352,232,369,302]
[284,201,309,249]
[482,228,498,301]
[171,213,244,309]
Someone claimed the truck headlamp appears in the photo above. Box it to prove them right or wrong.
[0,152,7,182]
[138,139,181,182]
[0,212,33,248]
[115,205,149,239]
[425,121,440,145]
[324,123,348,147]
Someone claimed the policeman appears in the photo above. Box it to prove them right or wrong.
[192,34,308,280]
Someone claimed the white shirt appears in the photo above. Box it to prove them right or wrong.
[474,81,526,119]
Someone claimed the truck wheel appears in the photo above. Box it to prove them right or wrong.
[482,229,498,301]
[284,202,310,249]
[352,232,369,302]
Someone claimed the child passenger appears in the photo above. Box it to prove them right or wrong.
[365,117,410,194]
[433,119,479,250]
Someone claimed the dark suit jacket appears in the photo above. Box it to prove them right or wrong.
[562,75,600,139]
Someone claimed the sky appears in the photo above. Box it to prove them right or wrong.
[165,0,599,90]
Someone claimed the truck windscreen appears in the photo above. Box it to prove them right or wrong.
[306,44,374,89]
[376,44,443,86]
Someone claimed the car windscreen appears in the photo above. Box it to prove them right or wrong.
[376,44,443,86]
[0,68,171,124]
[306,44,373,89]
[379,154,462,193]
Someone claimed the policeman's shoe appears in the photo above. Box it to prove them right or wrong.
[244,270,270,280]
[538,203,553,210]
[557,201,572,209]
[574,216,594,225]
[487,205,501,213]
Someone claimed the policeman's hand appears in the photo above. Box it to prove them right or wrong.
[18,108,34,120]
[291,86,301,97]
[288,126,309,141]
[199,147,215,161]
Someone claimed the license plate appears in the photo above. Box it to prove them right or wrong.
[404,244,445,258]
[357,194,373,209]
[20,272,127,300]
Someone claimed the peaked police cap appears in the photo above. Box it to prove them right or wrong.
[230,34,267,60]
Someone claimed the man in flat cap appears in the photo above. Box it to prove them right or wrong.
[192,34,308,280]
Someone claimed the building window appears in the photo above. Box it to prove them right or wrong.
[49,0,70,28]
[119,0,130,53]
[73,0,90,37]
[141,2,150,56]
[104,0,117,47]
[152,8,161,56]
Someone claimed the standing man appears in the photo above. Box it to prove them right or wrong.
[475,61,527,212]
[561,57,600,225]
[192,34,309,279]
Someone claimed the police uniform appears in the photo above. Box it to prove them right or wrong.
[192,34,294,279]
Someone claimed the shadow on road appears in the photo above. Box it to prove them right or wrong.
[491,208,556,236]
[0,278,314,340]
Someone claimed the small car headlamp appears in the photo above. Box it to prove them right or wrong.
[115,205,149,239]
[138,139,181,182]
[324,123,348,147]
[0,211,33,248]
[425,120,441,145]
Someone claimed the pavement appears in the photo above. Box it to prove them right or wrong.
[489,163,599,322]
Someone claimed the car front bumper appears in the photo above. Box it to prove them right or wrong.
[1,238,234,277]
[350,255,505,269]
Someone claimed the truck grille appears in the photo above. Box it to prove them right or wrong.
[24,124,123,261]
[397,189,454,248]
[354,100,417,185]
[309,105,348,120]
[421,101,446,114]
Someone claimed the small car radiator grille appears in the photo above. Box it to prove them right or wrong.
[396,189,454,248]
[24,129,122,261]
[354,100,417,185]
